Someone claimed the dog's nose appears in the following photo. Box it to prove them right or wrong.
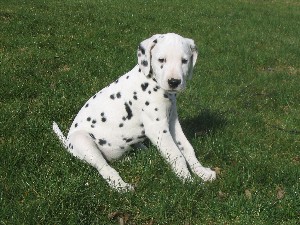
[168,78,181,89]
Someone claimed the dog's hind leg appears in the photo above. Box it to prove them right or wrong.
[68,131,134,192]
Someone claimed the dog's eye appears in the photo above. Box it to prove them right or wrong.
[182,59,188,64]
[158,58,165,63]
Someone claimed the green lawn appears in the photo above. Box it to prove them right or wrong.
[1,0,299,224]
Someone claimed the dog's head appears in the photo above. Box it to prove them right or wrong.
[137,33,198,92]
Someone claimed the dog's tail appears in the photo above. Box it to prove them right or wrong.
[52,121,68,149]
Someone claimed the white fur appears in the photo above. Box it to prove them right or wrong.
[53,33,216,192]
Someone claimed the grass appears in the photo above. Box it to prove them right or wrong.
[1,0,300,224]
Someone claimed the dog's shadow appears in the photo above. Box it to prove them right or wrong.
[181,109,227,139]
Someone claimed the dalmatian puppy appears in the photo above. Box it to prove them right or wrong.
[53,33,216,192]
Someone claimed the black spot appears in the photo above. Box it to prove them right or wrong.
[153,39,158,43]
[110,94,115,100]
[85,103,89,108]
[163,130,167,133]
[126,138,133,143]
[129,101,132,106]
[115,79,119,84]
[120,146,125,150]
[75,123,78,128]
[141,130,145,135]
[92,120,97,124]
[152,78,157,82]
[155,108,158,111]
[126,76,129,79]
[145,101,149,106]
[164,93,169,99]
[87,117,91,121]
[101,117,106,122]
[138,45,145,54]
[93,94,97,99]
[138,68,141,72]
[177,141,182,145]
[122,116,126,121]
[138,135,146,139]
[119,123,124,127]
[141,82,149,91]
[91,125,95,128]
[141,60,148,67]
[156,118,160,121]
[98,139,107,146]
[101,112,104,116]
[116,92,121,98]
[89,133,96,139]
[133,96,138,100]
[148,91,151,94]
[140,123,144,127]
[124,103,133,120]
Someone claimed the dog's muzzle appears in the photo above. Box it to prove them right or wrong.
[168,78,181,89]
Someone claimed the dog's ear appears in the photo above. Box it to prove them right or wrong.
[185,38,198,80]
[137,34,161,76]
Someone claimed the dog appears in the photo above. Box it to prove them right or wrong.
[53,33,216,191]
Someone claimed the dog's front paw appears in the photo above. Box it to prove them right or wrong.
[115,183,135,193]
[194,167,217,182]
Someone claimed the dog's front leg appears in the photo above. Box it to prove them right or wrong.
[169,107,216,182]
[143,116,192,181]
